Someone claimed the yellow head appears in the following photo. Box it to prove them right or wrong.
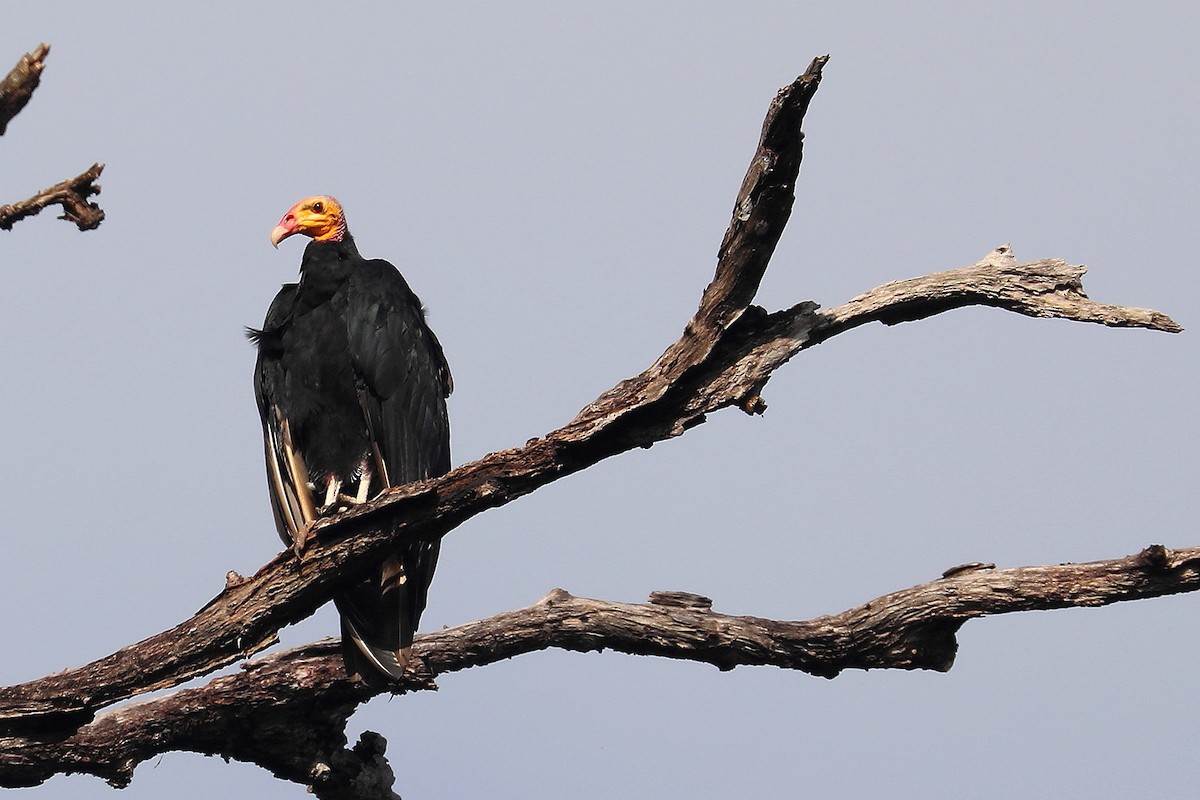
[269,196,347,247]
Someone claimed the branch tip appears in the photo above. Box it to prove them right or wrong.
[1,162,106,232]
[0,43,50,135]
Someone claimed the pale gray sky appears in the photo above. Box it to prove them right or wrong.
[2,3,1196,798]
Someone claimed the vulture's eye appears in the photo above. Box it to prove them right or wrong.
[311,201,324,213]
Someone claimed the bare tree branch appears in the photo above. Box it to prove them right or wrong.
[0,43,48,135]
[3,545,1196,795]
[0,163,106,231]
[1,44,107,232]
[0,641,390,799]
[0,55,1185,795]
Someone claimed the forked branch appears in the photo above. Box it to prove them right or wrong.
[0,163,106,231]
[1,45,107,232]
[3,545,1196,796]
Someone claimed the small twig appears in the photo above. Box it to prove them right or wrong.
[0,163,106,231]
[1,45,107,233]
[0,43,48,135]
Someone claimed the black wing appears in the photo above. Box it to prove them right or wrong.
[337,258,452,673]
[250,283,316,550]
[346,259,452,482]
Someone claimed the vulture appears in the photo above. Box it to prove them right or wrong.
[250,195,451,681]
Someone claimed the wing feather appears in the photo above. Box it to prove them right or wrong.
[250,283,319,549]
[343,259,451,665]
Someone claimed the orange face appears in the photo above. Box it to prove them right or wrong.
[270,196,346,247]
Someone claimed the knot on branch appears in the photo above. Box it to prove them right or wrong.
[904,620,964,673]
[1130,544,1200,575]
[1137,544,1172,572]
[538,588,574,607]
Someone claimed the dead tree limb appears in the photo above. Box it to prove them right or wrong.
[1,44,107,231]
[0,163,106,231]
[0,43,48,135]
[2,545,1196,795]
[0,55,1185,794]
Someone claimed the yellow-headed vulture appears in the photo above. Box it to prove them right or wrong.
[250,195,452,682]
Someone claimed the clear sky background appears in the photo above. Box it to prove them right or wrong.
[2,3,1196,798]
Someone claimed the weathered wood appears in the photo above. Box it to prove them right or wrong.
[0,43,48,135]
[0,642,388,800]
[569,55,829,438]
[4,545,1195,794]
[1,44,107,232]
[0,162,106,231]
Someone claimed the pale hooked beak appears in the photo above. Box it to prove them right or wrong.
[270,213,298,248]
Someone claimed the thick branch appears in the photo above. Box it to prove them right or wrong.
[569,54,829,438]
[3,545,1196,793]
[0,643,393,800]
[426,545,1200,676]
[0,43,48,135]
[0,163,106,232]
[675,246,1182,419]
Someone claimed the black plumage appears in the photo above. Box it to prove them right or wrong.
[250,196,451,681]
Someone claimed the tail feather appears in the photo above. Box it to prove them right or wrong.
[334,538,440,682]
[338,614,412,683]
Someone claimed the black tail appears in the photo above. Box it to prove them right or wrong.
[334,538,441,682]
